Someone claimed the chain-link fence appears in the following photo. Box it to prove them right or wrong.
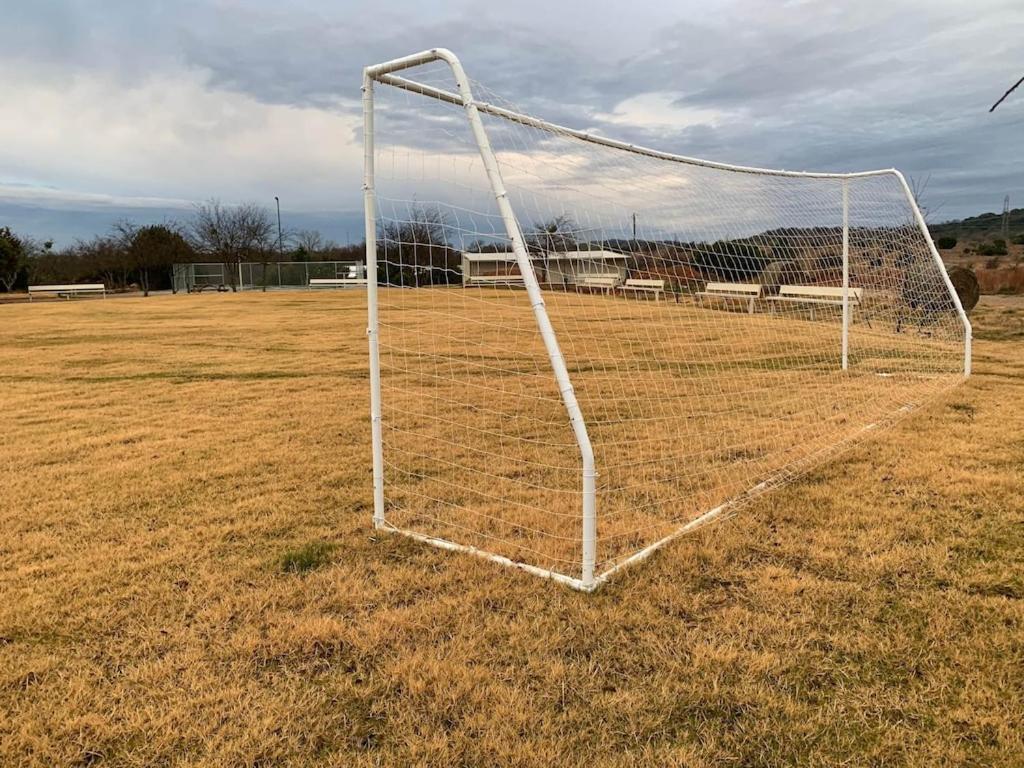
[172,261,366,292]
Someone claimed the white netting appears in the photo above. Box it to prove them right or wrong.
[366,59,968,587]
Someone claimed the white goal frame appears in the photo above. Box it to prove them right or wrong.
[362,48,972,592]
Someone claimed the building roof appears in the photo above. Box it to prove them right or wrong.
[462,250,630,263]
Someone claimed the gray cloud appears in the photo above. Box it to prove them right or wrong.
[2,0,1024,246]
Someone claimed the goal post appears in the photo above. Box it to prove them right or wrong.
[364,50,599,588]
[362,48,971,591]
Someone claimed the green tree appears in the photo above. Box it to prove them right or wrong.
[127,224,194,296]
[0,226,25,292]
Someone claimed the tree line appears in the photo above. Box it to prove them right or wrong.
[5,199,944,295]
[1,200,365,295]
[377,205,861,288]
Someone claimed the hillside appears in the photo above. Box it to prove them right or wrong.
[930,207,1024,243]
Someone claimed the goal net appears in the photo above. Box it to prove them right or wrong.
[362,49,971,591]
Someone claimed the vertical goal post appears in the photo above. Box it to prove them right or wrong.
[362,48,972,592]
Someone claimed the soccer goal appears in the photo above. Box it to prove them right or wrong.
[362,48,971,591]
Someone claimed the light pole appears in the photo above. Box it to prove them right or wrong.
[274,196,284,258]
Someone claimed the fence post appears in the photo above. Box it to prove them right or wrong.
[841,179,850,371]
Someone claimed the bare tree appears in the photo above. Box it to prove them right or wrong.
[378,205,457,285]
[294,229,325,260]
[189,200,275,291]
[74,236,131,290]
[526,215,578,253]
[526,215,578,284]
[908,174,943,222]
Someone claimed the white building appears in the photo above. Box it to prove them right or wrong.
[461,250,631,287]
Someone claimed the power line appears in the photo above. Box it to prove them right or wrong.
[990,74,1024,112]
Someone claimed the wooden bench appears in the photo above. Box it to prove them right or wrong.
[766,285,863,320]
[308,278,368,289]
[28,283,106,301]
[695,282,761,314]
[575,274,621,295]
[618,278,665,300]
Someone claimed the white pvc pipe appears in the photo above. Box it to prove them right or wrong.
[384,523,589,591]
[891,170,972,377]
[841,179,850,371]
[375,70,897,181]
[364,49,973,590]
[363,70,386,528]
[368,47,600,587]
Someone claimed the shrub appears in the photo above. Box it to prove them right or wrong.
[976,239,1008,257]
[935,236,958,250]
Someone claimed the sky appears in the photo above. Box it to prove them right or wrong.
[1,0,1023,247]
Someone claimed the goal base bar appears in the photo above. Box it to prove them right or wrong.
[378,496,736,593]
[379,522,591,590]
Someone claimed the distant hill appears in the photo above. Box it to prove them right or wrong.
[930,208,1024,243]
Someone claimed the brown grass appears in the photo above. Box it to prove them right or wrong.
[376,287,965,579]
[975,265,1024,295]
[1,292,1022,766]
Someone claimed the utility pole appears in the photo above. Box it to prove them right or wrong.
[632,213,637,240]
[274,196,284,258]
[1002,195,1010,241]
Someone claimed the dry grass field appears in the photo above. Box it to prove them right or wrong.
[376,287,965,581]
[1,291,1022,766]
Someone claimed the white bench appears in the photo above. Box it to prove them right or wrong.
[28,283,106,301]
[575,273,621,295]
[465,274,525,286]
[695,282,761,314]
[618,278,665,300]
[766,285,863,320]
[308,278,368,289]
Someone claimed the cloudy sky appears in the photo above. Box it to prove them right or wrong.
[2,0,1022,246]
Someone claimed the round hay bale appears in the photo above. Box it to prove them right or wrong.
[758,260,808,296]
[947,265,980,313]
[901,261,980,318]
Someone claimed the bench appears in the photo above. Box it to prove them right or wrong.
[308,278,368,289]
[618,278,665,300]
[695,282,761,314]
[766,285,863,320]
[28,284,106,301]
[575,274,621,295]
[466,276,528,288]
